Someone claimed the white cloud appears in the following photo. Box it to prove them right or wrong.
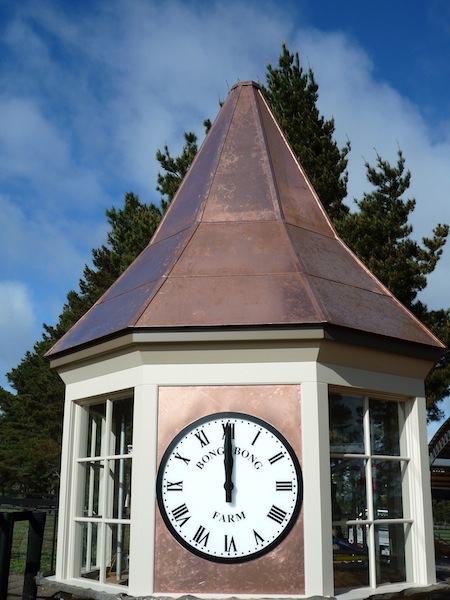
[0,194,98,287]
[0,281,38,390]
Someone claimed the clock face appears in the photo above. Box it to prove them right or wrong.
[156,412,302,563]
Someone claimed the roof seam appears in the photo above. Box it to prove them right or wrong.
[253,86,284,222]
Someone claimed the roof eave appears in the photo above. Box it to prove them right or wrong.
[46,322,445,371]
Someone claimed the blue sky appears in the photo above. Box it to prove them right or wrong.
[1,0,449,436]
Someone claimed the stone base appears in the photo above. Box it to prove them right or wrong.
[35,575,450,600]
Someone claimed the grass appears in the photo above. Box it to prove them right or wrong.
[435,527,450,544]
[5,511,57,576]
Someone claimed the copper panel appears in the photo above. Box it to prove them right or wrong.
[202,85,279,223]
[286,223,382,292]
[169,221,299,277]
[136,273,321,328]
[257,91,335,237]
[309,276,438,346]
[151,88,239,244]
[49,278,164,354]
[104,225,196,299]
[154,384,304,595]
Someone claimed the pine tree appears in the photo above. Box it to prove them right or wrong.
[0,336,63,495]
[338,150,449,419]
[156,132,199,210]
[0,192,163,495]
[53,192,162,338]
[337,150,448,308]
[156,120,211,209]
[414,304,450,421]
[263,43,350,222]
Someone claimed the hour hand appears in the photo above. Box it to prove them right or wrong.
[224,423,234,502]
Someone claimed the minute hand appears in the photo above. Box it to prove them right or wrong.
[224,423,234,503]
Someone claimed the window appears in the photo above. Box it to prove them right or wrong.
[73,396,133,587]
[329,393,411,593]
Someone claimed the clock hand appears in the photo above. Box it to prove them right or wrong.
[224,423,234,503]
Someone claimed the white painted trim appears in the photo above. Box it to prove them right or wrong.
[55,396,75,580]
[318,362,426,398]
[49,329,327,369]
[301,380,333,597]
[128,384,159,596]
[406,395,436,584]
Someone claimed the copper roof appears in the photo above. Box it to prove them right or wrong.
[47,81,445,358]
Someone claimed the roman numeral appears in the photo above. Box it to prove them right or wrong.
[276,481,293,491]
[193,525,210,546]
[166,481,183,491]
[171,503,190,527]
[267,505,287,525]
[194,429,210,447]
[268,452,284,465]
[224,534,237,553]
[174,452,190,465]
[222,423,235,439]
[253,529,264,545]
[251,430,261,446]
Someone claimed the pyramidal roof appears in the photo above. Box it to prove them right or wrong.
[47,81,444,358]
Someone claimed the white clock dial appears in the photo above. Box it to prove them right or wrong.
[156,412,302,562]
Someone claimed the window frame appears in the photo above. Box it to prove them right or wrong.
[70,393,133,588]
[329,391,413,591]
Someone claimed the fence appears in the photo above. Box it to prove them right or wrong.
[0,497,58,600]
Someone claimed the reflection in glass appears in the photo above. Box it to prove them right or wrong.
[369,399,400,456]
[109,458,132,519]
[112,399,133,456]
[80,521,99,580]
[333,525,369,592]
[331,459,367,522]
[82,462,102,518]
[85,402,106,459]
[375,523,406,585]
[105,524,130,585]
[77,522,130,585]
[373,460,404,519]
[329,394,365,454]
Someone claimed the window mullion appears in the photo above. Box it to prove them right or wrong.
[363,396,377,588]
[364,397,374,521]
[85,416,97,572]
[98,399,113,583]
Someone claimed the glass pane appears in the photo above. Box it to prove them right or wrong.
[79,521,100,580]
[107,458,132,519]
[331,459,367,522]
[104,524,130,586]
[112,398,133,456]
[370,398,400,455]
[333,525,369,592]
[373,460,404,519]
[375,523,406,585]
[84,402,106,458]
[329,394,365,454]
[81,461,103,517]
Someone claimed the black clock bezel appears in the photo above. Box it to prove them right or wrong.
[156,411,303,563]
